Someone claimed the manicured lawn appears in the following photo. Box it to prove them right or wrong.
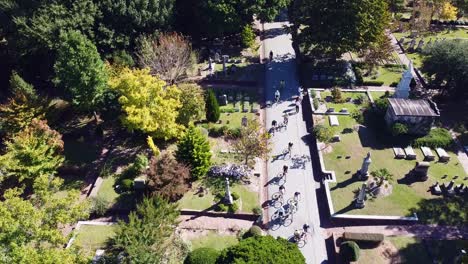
[369,91,393,101]
[189,231,238,251]
[363,65,404,86]
[406,53,424,68]
[321,115,467,217]
[320,91,369,113]
[178,181,258,213]
[73,225,117,256]
[97,176,119,204]
[357,237,431,264]
[217,112,257,130]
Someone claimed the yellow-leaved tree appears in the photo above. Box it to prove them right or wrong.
[109,67,183,139]
[440,1,458,20]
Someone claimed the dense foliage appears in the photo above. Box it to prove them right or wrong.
[340,241,360,262]
[391,122,409,136]
[177,83,206,126]
[413,128,453,148]
[109,196,179,263]
[108,67,183,139]
[147,152,191,201]
[313,124,334,143]
[205,89,220,122]
[218,235,305,263]
[184,247,220,264]
[290,0,390,58]
[422,40,468,100]
[176,126,212,179]
[232,119,271,165]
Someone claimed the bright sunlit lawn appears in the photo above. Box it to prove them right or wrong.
[320,91,368,113]
[319,114,466,217]
[189,231,239,251]
[73,225,117,257]
[363,65,404,86]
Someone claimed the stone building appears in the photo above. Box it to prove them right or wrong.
[385,98,440,135]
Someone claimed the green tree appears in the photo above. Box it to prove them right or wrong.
[331,87,345,103]
[0,72,45,136]
[391,122,408,136]
[421,40,468,100]
[177,83,206,126]
[0,188,89,263]
[205,89,220,122]
[313,124,334,143]
[290,0,390,58]
[386,0,405,14]
[0,119,64,193]
[108,67,183,139]
[241,24,256,48]
[340,241,360,262]
[218,235,305,263]
[54,30,108,112]
[185,247,220,264]
[232,119,271,166]
[176,126,212,179]
[371,168,394,187]
[109,196,179,263]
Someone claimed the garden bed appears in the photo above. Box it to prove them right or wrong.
[319,114,466,219]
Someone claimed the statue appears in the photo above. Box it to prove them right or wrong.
[224,177,233,205]
[358,152,371,180]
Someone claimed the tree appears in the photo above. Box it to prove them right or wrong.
[136,32,193,84]
[0,119,64,193]
[218,235,305,263]
[391,122,409,136]
[232,119,271,166]
[176,126,212,179]
[147,152,191,201]
[0,72,45,136]
[54,30,108,112]
[386,0,405,14]
[184,247,220,264]
[421,40,468,100]
[331,87,345,103]
[440,1,458,20]
[360,35,393,74]
[108,67,183,139]
[340,241,360,262]
[371,168,394,187]
[176,83,206,126]
[109,196,179,263]
[241,24,256,48]
[313,125,334,143]
[290,0,390,58]
[205,89,220,122]
[0,188,89,263]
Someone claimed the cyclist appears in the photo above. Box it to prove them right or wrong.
[279,185,285,196]
[294,191,301,201]
[303,223,310,233]
[283,165,289,176]
[269,50,274,61]
[288,142,293,152]
[283,115,289,126]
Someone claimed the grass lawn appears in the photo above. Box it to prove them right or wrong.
[363,65,404,86]
[406,53,424,68]
[73,225,117,256]
[320,91,369,113]
[189,231,238,251]
[357,237,431,263]
[217,112,257,130]
[209,137,241,165]
[97,176,119,204]
[178,181,258,213]
[369,91,393,101]
[393,29,468,44]
[320,114,467,218]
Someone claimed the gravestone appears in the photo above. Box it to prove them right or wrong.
[219,94,228,106]
[214,52,221,63]
[208,57,213,70]
[399,37,405,44]
[445,180,455,196]
[358,152,371,180]
[409,39,416,51]
[355,183,367,208]
[320,74,327,80]
[224,177,233,205]
[222,55,229,76]
[432,182,442,195]
[413,161,430,180]
[416,39,425,51]
[241,116,248,127]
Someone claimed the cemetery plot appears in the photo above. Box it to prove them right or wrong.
[361,64,405,86]
[319,114,466,218]
[72,225,116,257]
[319,91,369,113]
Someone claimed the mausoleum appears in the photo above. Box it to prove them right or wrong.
[385,98,440,135]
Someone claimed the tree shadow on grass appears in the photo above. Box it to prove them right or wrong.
[409,196,468,226]
[330,175,359,191]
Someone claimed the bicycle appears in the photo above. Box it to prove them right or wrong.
[293,230,308,248]
[271,192,284,208]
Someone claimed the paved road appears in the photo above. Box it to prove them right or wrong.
[263,22,328,264]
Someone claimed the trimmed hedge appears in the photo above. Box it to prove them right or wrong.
[343,232,384,243]
[362,80,384,86]
[185,247,220,264]
[340,241,360,262]
[413,128,453,148]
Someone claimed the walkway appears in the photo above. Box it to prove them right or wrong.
[263,22,328,264]
[389,33,424,89]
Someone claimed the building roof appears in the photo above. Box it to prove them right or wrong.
[387,98,440,117]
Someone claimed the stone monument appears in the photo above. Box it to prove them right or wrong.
[241,116,248,127]
[222,55,229,76]
[219,94,228,106]
[358,152,371,180]
[214,52,221,63]
[224,177,233,205]
[416,39,425,51]
[355,183,367,208]
[394,62,413,99]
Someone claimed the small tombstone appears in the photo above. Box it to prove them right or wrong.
[455,183,465,194]
[340,108,349,113]
[332,135,341,142]
[399,37,405,44]
[219,94,228,106]
[241,116,248,127]
[413,161,430,180]
[327,107,335,112]
[409,39,416,51]
[133,176,146,190]
[222,55,229,76]
[445,180,455,196]
[432,182,442,195]
[224,177,233,205]
[214,52,221,63]
[416,39,425,51]
[358,152,371,180]
[355,183,367,209]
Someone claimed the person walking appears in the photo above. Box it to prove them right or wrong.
[288,142,294,156]
[303,223,310,233]
[295,102,300,113]
[294,191,301,201]
[279,185,285,196]
[282,165,289,176]
[269,50,274,62]
[275,90,280,103]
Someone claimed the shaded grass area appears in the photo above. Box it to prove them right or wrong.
[189,231,239,251]
[363,66,404,86]
[388,237,431,263]
[320,114,466,217]
[369,91,393,101]
[73,225,117,257]
[96,175,138,210]
[320,91,368,113]
[97,176,119,203]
